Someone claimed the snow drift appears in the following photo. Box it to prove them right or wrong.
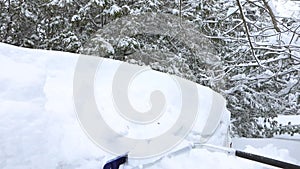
[0,43,298,169]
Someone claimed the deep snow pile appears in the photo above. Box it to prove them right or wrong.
[0,43,299,169]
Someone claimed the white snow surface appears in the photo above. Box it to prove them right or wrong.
[0,43,299,169]
[272,0,300,18]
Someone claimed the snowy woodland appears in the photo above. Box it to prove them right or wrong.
[0,0,299,138]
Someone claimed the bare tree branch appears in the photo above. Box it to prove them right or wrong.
[236,0,262,66]
[179,0,182,26]
[262,0,281,32]
[222,20,243,35]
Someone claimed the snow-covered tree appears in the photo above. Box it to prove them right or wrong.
[196,0,300,137]
[81,12,224,91]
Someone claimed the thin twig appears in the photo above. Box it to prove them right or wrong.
[289,25,300,45]
[222,21,243,35]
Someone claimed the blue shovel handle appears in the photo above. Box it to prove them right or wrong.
[103,154,128,169]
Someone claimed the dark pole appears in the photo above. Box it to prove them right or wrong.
[235,150,300,169]
[196,144,300,169]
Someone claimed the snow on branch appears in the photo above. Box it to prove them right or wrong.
[236,0,262,66]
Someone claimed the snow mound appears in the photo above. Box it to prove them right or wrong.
[0,43,299,169]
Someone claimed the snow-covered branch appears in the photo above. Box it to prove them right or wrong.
[236,0,262,66]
